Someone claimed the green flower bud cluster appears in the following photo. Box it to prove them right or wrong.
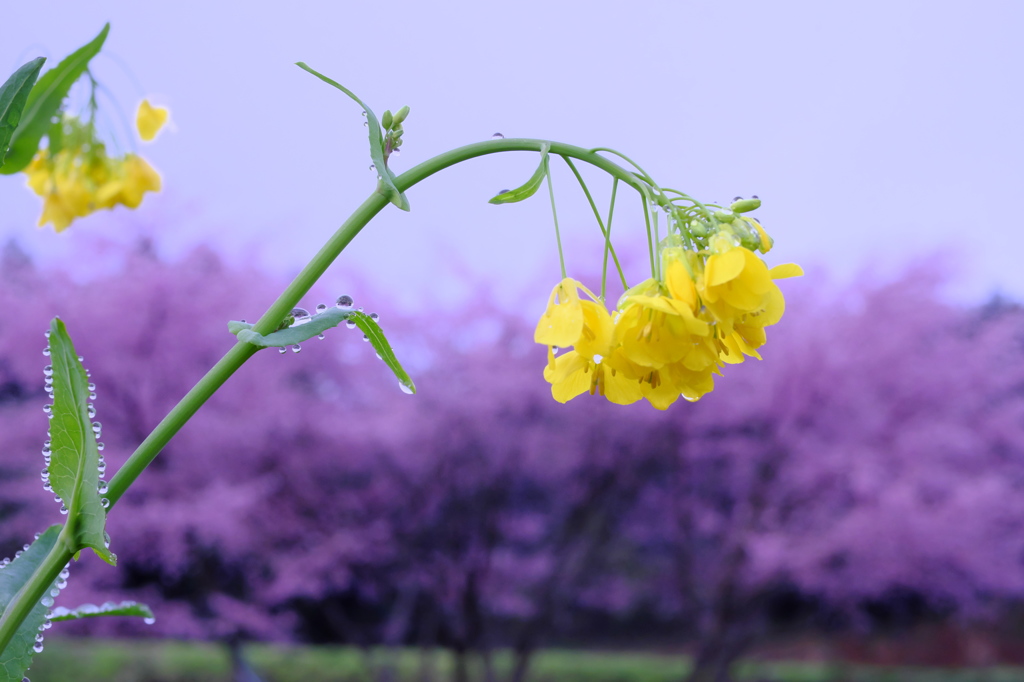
[382,105,410,162]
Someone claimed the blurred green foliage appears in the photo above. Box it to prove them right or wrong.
[27,639,1024,682]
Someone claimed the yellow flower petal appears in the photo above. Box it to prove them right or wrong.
[769,263,804,279]
[535,278,586,346]
[136,99,169,142]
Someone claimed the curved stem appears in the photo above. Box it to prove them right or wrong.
[561,157,627,295]
[106,138,651,507]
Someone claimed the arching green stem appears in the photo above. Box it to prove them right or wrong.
[105,139,655,507]
[561,157,627,298]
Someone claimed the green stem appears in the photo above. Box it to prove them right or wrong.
[561,157,627,296]
[0,531,74,655]
[604,178,621,298]
[107,139,655,510]
[544,156,566,279]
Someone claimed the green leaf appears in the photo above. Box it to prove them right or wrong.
[0,58,45,170]
[295,62,410,212]
[0,525,62,681]
[0,24,109,175]
[46,318,115,566]
[488,144,550,204]
[49,600,153,623]
[230,309,416,394]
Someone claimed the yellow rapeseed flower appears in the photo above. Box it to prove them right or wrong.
[136,99,169,141]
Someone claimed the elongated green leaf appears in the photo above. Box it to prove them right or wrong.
[47,318,115,566]
[1,24,109,174]
[0,58,45,170]
[0,525,61,681]
[49,600,153,623]
[230,309,415,394]
[295,62,410,211]
[488,144,550,204]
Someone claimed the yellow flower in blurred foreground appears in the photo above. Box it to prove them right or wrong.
[136,100,169,141]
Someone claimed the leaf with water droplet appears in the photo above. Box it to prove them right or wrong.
[48,600,154,623]
[1,24,109,175]
[295,62,410,212]
[45,318,115,566]
[487,143,550,204]
[0,525,62,678]
[229,309,415,394]
[0,58,45,171]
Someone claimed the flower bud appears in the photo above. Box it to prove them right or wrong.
[730,197,761,213]
[713,210,735,223]
[392,105,411,125]
[382,110,394,130]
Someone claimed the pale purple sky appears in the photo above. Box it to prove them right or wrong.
[2,1,1021,311]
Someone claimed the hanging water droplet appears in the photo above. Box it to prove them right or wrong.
[56,577,67,590]
[42,347,50,356]
[40,468,49,481]
[315,303,327,313]
[345,320,357,330]
[369,312,380,321]
[49,588,59,597]
[143,617,156,625]
[92,421,101,434]
[44,330,51,339]
[551,346,560,355]
[43,440,50,448]
[363,121,369,127]
[103,532,111,548]
[32,642,43,653]
[98,482,108,494]
[362,335,369,342]
[335,294,354,309]
[361,110,367,117]
[292,344,302,353]
[43,365,53,377]
[34,532,41,540]
[317,333,325,340]
[59,505,68,515]
[13,551,22,559]
[77,355,83,362]
[97,462,106,475]
[42,483,52,493]
[399,381,414,395]
[752,194,759,199]
[375,352,382,360]
[87,404,96,419]
[357,306,364,312]
[96,442,105,451]
[491,132,505,139]
[392,148,401,158]
[290,308,311,325]
[279,347,287,354]
[40,596,53,608]
[23,544,29,551]
[89,392,97,400]
[369,163,376,171]
[41,618,52,630]
[100,498,110,509]
[42,404,51,414]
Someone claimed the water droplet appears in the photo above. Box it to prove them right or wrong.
[42,483,52,493]
[41,619,52,630]
[96,442,105,451]
[392,148,401,158]
[143,617,156,625]
[98,482,108,494]
[77,355,83,362]
[100,498,110,509]
[40,469,49,481]
[13,551,22,559]
[43,365,53,377]
[59,505,68,515]
[43,440,50,448]
[491,132,505,139]
[56,578,67,590]
[92,421,101,434]
[369,163,376,171]
[362,335,369,342]
[97,462,106,475]
[278,347,287,354]
[375,352,382,360]
[369,312,380,321]
[59,567,69,580]
[87,404,96,419]
[361,110,367,117]
[400,381,414,395]
[103,532,111,548]
[89,392,97,400]
[49,588,59,597]
[551,346,560,355]
[291,345,301,353]
[336,294,354,309]
[593,354,604,364]
[44,330,51,339]
[317,333,325,340]
[315,303,327,313]
[290,308,311,325]
[345,320,357,329]
[357,306,364,312]
[42,404,51,414]
[363,121,369,127]
[42,347,50,356]
[22,544,29,552]
[752,194,759,199]
[34,532,41,540]
[32,642,43,653]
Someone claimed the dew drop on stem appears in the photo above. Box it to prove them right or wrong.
[315,303,327,313]
[336,294,354,309]
[491,132,505,139]
[400,381,414,395]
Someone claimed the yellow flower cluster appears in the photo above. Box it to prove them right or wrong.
[535,224,802,410]
[23,100,167,232]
